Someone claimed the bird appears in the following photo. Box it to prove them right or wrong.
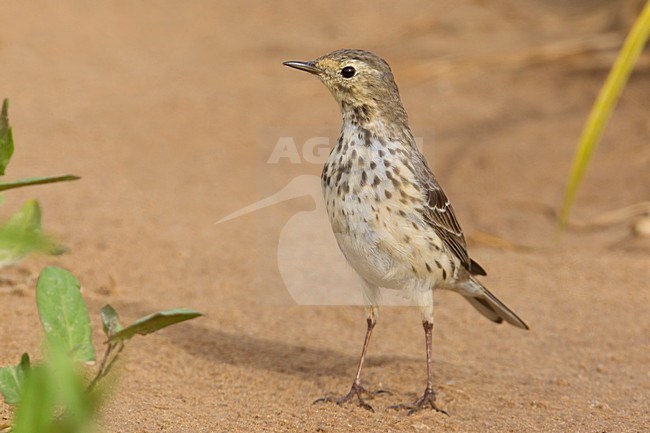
[283,49,528,415]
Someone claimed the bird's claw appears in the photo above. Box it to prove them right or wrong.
[388,387,449,416]
[314,382,390,412]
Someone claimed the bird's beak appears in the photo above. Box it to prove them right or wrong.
[283,60,322,75]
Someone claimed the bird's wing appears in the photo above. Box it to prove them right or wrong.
[412,152,486,276]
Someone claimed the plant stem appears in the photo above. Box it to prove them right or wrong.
[558,0,650,229]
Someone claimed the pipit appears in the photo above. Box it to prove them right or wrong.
[283,49,528,415]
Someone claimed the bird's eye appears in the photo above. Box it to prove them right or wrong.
[341,66,356,78]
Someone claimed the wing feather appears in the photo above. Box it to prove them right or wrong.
[411,152,486,276]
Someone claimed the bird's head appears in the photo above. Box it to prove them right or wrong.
[283,49,406,124]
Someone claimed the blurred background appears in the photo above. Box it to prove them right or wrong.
[0,1,648,432]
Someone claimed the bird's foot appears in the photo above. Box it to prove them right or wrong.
[314,382,389,412]
[388,387,448,416]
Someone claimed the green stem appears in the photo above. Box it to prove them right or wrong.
[559,1,650,229]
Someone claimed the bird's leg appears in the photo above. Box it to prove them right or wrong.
[315,310,388,412]
[389,321,448,416]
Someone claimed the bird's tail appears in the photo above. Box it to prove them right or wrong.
[459,278,529,330]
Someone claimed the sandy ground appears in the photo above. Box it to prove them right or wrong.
[1,1,649,432]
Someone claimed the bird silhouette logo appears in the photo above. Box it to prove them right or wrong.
[216,174,411,306]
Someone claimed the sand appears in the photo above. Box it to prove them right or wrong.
[1,1,648,432]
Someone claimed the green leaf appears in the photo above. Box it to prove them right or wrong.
[0,366,24,404]
[0,200,63,266]
[109,308,203,343]
[10,365,56,433]
[12,348,95,433]
[36,267,96,363]
[6,199,41,230]
[0,353,29,404]
[0,99,14,176]
[46,343,95,428]
[0,226,61,266]
[100,304,123,337]
[0,174,80,192]
[559,2,650,228]
[19,353,31,370]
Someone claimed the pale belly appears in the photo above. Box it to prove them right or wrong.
[321,135,456,291]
